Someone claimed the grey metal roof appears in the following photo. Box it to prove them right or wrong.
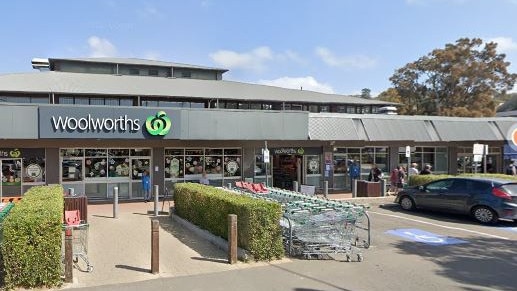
[0,71,396,105]
[49,57,228,72]
[432,120,503,141]
[308,113,517,142]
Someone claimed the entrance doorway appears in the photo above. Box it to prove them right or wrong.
[1,158,23,198]
[272,155,301,190]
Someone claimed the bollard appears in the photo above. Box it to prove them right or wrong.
[64,229,73,283]
[293,181,299,192]
[68,187,75,196]
[113,186,119,219]
[380,179,386,197]
[227,182,232,189]
[352,179,357,198]
[323,181,328,199]
[228,214,237,264]
[154,185,159,217]
[151,220,159,274]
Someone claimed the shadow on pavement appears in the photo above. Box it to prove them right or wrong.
[392,236,517,290]
[378,203,517,227]
[151,215,228,261]
[271,263,352,291]
[190,256,228,264]
[115,264,150,274]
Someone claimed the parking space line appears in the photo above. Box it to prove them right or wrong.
[369,211,510,240]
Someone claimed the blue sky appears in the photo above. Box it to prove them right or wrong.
[1,0,517,96]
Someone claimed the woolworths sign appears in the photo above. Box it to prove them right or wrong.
[39,107,178,139]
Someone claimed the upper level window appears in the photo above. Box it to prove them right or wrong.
[129,69,140,75]
[181,71,192,78]
[320,105,330,112]
[149,69,158,76]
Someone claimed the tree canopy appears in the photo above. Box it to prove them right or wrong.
[387,38,517,117]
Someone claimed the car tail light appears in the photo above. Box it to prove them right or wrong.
[492,188,512,201]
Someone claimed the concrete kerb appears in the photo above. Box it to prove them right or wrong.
[170,209,252,262]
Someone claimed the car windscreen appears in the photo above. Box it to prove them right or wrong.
[499,183,517,196]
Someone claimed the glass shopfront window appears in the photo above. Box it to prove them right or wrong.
[164,147,242,187]
[398,146,448,174]
[1,148,46,197]
[60,148,151,200]
[361,147,389,179]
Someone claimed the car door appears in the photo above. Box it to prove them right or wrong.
[416,179,454,210]
[435,179,470,213]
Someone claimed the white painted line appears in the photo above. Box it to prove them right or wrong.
[369,211,510,240]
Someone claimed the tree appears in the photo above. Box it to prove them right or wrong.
[377,88,408,115]
[361,88,371,99]
[389,38,517,116]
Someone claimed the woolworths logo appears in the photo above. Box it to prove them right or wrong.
[145,111,171,136]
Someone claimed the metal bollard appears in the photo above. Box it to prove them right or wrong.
[64,229,73,282]
[352,179,357,198]
[293,181,299,192]
[154,185,159,217]
[151,220,159,274]
[68,187,75,196]
[323,181,328,199]
[228,182,232,189]
[228,214,237,264]
[113,186,119,219]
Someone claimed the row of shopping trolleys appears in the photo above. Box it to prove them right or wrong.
[238,186,371,262]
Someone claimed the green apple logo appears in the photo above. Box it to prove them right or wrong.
[146,111,171,136]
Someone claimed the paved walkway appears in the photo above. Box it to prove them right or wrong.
[63,194,395,289]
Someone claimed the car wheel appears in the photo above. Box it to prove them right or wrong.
[472,206,498,224]
[399,196,415,210]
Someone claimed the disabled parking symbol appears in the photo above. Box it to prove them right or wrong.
[386,228,468,245]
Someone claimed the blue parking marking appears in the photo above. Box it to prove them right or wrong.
[386,228,468,245]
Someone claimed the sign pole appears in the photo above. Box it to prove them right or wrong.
[264,141,269,187]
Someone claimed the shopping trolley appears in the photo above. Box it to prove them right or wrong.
[63,210,93,272]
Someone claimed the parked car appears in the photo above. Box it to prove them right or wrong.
[395,177,517,224]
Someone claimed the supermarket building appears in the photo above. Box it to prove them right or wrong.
[0,57,516,201]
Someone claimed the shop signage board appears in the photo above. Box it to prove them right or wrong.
[39,107,181,139]
[271,147,322,155]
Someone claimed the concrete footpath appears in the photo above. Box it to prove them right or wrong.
[61,194,395,290]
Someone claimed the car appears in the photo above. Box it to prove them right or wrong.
[394,177,517,224]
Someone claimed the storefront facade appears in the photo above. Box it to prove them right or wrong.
[1,103,517,200]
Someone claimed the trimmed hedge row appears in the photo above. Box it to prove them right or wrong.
[1,185,64,290]
[174,183,284,261]
[408,173,517,186]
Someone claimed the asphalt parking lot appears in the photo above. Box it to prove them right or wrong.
[72,199,517,291]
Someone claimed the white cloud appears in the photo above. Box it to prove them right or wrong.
[488,37,517,53]
[315,47,376,69]
[210,46,305,72]
[88,36,117,57]
[143,51,161,60]
[257,76,334,94]
[210,46,273,72]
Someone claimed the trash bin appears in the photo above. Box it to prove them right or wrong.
[64,195,88,223]
[356,180,381,197]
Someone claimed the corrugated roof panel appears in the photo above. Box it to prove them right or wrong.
[433,120,501,141]
[0,72,397,105]
[494,120,517,140]
[309,117,362,141]
[361,119,437,141]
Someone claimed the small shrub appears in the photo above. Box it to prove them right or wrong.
[174,183,284,261]
[1,185,64,290]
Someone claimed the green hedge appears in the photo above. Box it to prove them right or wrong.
[408,173,517,186]
[1,185,64,290]
[174,183,284,261]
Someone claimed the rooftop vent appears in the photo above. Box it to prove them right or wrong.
[31,58,50,70]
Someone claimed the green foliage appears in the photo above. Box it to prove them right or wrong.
[390,37,517,117]
[174,183,284,261]
[1,185,64,290]
[408,173,517,186]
